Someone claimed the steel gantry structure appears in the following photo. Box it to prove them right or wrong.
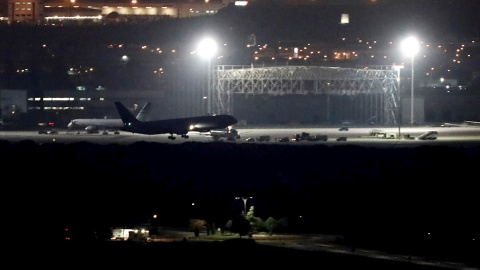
[211,65,401,126]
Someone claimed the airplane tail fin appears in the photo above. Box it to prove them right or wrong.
[115,102,141,129]
[136,102,151,121]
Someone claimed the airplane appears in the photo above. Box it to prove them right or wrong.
[441,121,480,128]
[464,121,480,127]
[67,102,151,134]
[114,101,238,140]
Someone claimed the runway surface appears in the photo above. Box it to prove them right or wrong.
[2,125,480,148]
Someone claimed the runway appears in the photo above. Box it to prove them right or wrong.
[2,125,480,148]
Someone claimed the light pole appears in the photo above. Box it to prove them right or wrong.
[235,196,252,216]
[393,65,404,138]
[401,36,420,125]
[197,38,217,115]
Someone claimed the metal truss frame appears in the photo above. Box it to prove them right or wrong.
[212,65,400,126]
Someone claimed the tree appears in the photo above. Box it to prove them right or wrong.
[277,217,289,232]
[249,216,264,235]
[264,217,278,235]
[245,205,263,237]
[189,219,206,237]
[230,215,250,237]
[246,206,255,219]
[224,219,233,234]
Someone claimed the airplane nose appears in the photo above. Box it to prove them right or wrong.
[67,121,75,129]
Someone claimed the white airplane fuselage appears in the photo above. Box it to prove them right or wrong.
[67,119,124,133]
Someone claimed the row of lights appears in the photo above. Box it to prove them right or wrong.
[102,37,473,80]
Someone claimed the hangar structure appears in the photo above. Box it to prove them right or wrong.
[211,65,402,126]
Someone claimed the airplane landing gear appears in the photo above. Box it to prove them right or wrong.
[168,135,176,140]
[181,134,189,139]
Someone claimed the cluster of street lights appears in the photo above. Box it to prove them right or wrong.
[235,196,253,216]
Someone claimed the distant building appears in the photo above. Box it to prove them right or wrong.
[7,0,234,25]
[0,0,8,23]
[7,0,45,24]
[31,89,165,128]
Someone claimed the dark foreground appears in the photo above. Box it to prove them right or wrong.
[17,239,467,270]
[4,139,479,268]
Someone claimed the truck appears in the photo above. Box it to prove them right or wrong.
[111,227,150,241]
[257,135,271,142]
[294,132,327,141]
[368,129,396,139]
[210,128,241,141]
[309,134,328,141]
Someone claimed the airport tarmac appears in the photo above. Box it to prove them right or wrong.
[1,125,480,147]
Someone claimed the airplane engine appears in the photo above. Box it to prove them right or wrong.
[85,125,100,134]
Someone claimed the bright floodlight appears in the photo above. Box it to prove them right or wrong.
[198,38,217,59]
[401,36,420,125]
[401,36,419,56]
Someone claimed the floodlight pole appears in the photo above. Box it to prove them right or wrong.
[198,38,216,115]
[395,66,403,138]
[401,36,419,126]
[208,57,211,115]
[411,54,415,125]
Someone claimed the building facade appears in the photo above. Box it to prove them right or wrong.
[8,0,45,24]
[7,0,234,25]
